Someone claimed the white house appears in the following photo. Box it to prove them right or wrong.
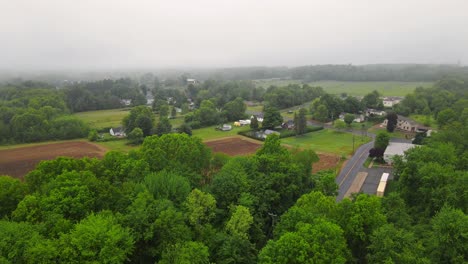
[382,97,403,108]
[110,127,126,137]
[187,78,198,85]
[366,108,386,117]
[120,99,132,106]
[383,142,416,164]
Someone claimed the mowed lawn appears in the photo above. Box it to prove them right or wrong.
[73,108,131,130]
[192,125,251,141]
[281,129,371,156]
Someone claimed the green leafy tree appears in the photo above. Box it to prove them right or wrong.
[337,194,387,262]
[159,241,210,264]
[154,117,172,136]
[160,104,169,118]
[224,97,246,121]
[144,170,191,205]
[123,105,155,136]
[294,108,307,135]
[334,119,346,131]
[59,212,134,263]
[344,113,355,127]
[262,105,283,129]
[184,189,216,228]
[374,130,390,150]
[259,220,349,264]
[436,108,457,128]
[386,112,398,132]
[210,157,250,210]
[0,176,27,218]
[225,205,254,239]
[428,206,468,263]
[178,122,192,136]
[314,104,328,122]
[362,90,382,109]
[128,127,144,144]
[368,224,428,264]
[250,115,259,130]
[88,129,98,141]
[171,106,177,118]
[140,134,211,175]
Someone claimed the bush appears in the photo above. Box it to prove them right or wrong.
[279,126,323,139]
[128,128,144,145]
[88,130,98,142]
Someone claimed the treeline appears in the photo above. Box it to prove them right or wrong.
[64,78,146,112]
[394,77,468,121]
[1,131,466,263]
[0,85,88,144]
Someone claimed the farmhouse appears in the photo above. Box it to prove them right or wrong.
[382,96,403,108]
[383,142,416,164]
[110,127,126,137]
[382,115,427,132]
[281,120,295,129]
[365,108,386,117]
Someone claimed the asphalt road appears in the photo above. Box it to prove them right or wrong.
[335,140,374,201]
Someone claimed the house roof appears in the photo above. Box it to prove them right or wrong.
[111,127,124,133]
[384,142,416,156]
[397,115,422,126]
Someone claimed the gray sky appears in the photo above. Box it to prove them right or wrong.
[1,0,467,70]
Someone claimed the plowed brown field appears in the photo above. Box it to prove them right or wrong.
[0,141,107,179]
[204,137,339,172]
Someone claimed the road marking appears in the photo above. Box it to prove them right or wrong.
[338,144,370,187]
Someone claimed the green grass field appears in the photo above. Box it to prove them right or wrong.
[281,129,371,156]
[73,108,131,130]
[255,79,432,97]
[192,125,251,141]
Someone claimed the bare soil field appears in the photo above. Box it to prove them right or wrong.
[205,137,262,156]
[313,153,340,173]
[0,141,107,179]
[205,136,339,172]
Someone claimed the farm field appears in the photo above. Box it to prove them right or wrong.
[204,136,340,172]
[281,129,371,156]
[205,137,262,156]
[255,79,432,96]
[73,108,131,130]
[192,125,251,141]
[0,141,107,178]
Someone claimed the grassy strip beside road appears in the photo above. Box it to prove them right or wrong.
[281,129,371,156]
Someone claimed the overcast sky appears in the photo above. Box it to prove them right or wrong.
[1,0,467,70]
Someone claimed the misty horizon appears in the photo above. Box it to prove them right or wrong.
[1,0,468,71]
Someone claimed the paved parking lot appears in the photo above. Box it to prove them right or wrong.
[360,167,394,195]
